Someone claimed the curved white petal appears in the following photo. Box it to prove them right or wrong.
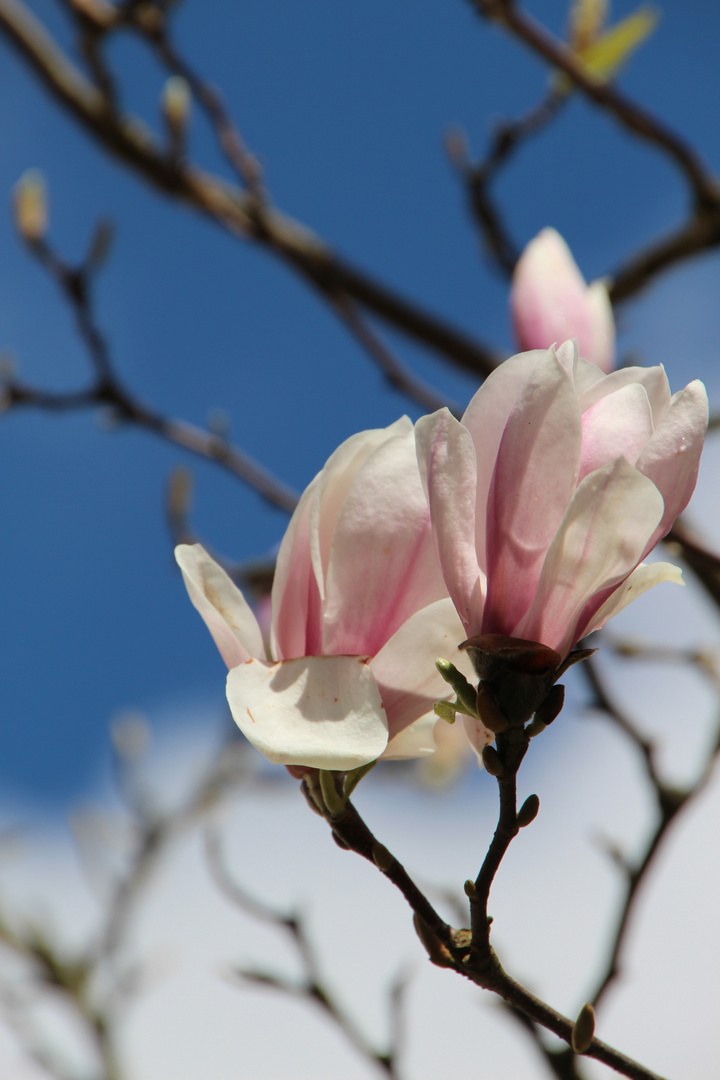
[175,544,264,668]
[585,281,616,374]
[371,597,475,736]
[382,713,439,759]
[514,458,664,656]
[226,655,389,769]
[581,561,684,638]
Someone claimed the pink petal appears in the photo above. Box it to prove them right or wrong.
[461,348,549,570]
[586,282,616,374]
[483,350,582,635]
[370,597,476,737]
[635,379,708,551]
[579,382,654,481]
[270,480,323,659]
[511,229,615,371]
[323,428,447,656]
[311,418,414,598]
[415,409,485,635]
[175,544,264,668]
[514,458,664,656]
[227,655,388,769]
[578,365,671,420]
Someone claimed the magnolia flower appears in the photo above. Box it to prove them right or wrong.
[416,343,707,660]
[511,228,616,373]
[176,418,490,770]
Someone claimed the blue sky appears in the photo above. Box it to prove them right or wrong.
[0,0,719,802]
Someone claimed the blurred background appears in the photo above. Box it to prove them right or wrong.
[0,0,718,1077]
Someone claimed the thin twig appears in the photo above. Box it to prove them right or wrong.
[3,235,300,514]
[0,0,499,377]
[206,826,402,1077]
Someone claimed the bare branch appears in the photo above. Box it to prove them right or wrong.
[0,0,499,377]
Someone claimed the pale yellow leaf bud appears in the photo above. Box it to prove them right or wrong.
[162,76,192,143]
[13,170,48,243]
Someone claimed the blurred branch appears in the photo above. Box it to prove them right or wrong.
[2,231,301,515]
[467,0,720,300]
[304,772,669,1080]
[0,0,499,379]
[450,88,568,276]
[664,518,720,614]
[582,652,720,1010]
[206,827,405,1078]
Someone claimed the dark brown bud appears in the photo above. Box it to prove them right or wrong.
[482,744,505,777]
[534,683,565,726]
[571,1003,595,1054]
[516,794,540,828]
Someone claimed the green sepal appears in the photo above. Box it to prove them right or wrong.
[435,658,479,717]
[343,758,378,801]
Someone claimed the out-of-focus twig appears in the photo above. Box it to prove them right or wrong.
[206,827,406,1078]
[582,652,720,1010]
[467,0,720,301]
[2,231,300,515]
[0,0,499,378]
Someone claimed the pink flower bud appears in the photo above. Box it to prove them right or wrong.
[176,419,484,769]
[511,228,616,373]
[416,343,707,660]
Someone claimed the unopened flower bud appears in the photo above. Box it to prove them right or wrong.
[13,170,47,243]
[463,878,477,899]
[481,744,505,777]
[516,794,540,828]
[571,1002,595,1054]
[435,658,478,716]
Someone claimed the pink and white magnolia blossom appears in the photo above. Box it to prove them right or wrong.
[416,343,707,660]
[176,418,490,770]
[511,228,616,373]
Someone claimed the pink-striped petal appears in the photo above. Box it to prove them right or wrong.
[175,544,264,668]
[416,409,485,635]
[461,349,548,570]
[483,350,582,634]
[579,382,654,481]
[227,655,388,769]
[323,429,446,656]
[578,365,671,420]
[271,480,322,659]
[514,458,664,655]
[635,379,708,550]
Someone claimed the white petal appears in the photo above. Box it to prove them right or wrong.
[582,561,684,637]
[371,597,476,736]
[175,544,264,668]
[226,655,389,769]
[382,713,439,758]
